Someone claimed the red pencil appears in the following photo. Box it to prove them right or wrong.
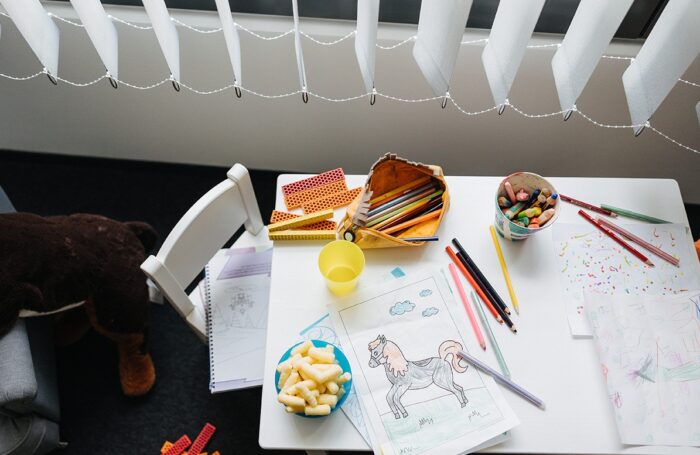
[578,210,654,266]
[445,246,503,323]
[560,194,617,217]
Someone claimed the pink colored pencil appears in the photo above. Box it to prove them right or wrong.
[596,217,679,267]
[448,264,486,351]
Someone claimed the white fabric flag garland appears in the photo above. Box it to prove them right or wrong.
[292,0,308,102]
[70,0,119,87]
[0,0,59,82]
[413,0,473,105]
[482,0,545,112]
[142,0,180,90]
[622,0,700,135]
[355,0,379,103]
[551,0,633,119]
[214,0,243,97]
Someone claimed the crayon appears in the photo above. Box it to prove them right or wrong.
[504,181,516,204]
[504,202,526,220]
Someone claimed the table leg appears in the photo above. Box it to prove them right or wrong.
[305,451,328,455]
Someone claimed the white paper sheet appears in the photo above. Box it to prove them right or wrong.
[206,247,271,392]
[586,291,700,446]
[355,0,379,93]
[551,0,633,116]
[552,223,700,338]
[0,0,59,78]
[291,0,307,95]
[70,0,119,80]
[329,269,518,455]
[413,0,473,97]
[622,0,700,134]
[214,0,242,86]
[481,0,545,108]
[142,0,180,83]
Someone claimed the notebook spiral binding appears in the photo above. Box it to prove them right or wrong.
[205,263,216,391]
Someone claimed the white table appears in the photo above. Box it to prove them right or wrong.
[259,175,700,454]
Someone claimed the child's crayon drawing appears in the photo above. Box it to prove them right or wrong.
[587,291,700,446]
[552,223,700,337]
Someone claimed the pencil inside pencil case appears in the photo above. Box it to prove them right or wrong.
[338,153,449,249]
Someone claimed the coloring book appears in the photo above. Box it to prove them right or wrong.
[329,268,518,455]
[586,291,700,446]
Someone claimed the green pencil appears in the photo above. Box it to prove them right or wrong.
[600,204,671,224]
[470,290,510,378]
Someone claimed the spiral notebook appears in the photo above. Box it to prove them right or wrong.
[203,246,272,392]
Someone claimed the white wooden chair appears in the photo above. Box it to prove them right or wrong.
[141,164,266,340]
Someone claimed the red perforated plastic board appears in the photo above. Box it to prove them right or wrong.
[303,187,362,214]
[284,180,348,210]
[281,168,345,196]
[269,210,336,230]
[163,435,191,455]
[188,423,216,455]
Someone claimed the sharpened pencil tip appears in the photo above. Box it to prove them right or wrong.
[481,343,486,351]
[497,317,504,324]
[645,260,654,267]
[504,308,511,315]
[511,326,518,334]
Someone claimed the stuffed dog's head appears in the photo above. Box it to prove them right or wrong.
[0,283,43,336]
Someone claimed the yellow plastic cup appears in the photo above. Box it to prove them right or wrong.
[318,240,365,296]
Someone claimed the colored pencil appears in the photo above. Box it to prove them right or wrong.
[366,197,429,228]
[596,217,679,267]
[382,209,442,235]
[600,204,671,224]
[377,199,443,231]
[489,226,519,314]
[448,264,486,350]
[458,252,517,333]
[366,186,436,222]
[367,182,436,217]
[369,176,432,206]
[471,291,510,378]
[452,238,512,316]
[401,236,440,242]
[445,246,503,323]
[578,210,654,266]
[366,190,443,228]
[457,350,545,409]
[560,194,617,217]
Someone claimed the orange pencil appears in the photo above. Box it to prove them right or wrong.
[369,176,432,206]
[382,210,441,235]
[448,263,487,350]
[446,246,503,323]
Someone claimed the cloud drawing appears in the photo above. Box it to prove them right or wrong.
[419,289,433,297]
[422,307,439,317]
[389,300,415,316]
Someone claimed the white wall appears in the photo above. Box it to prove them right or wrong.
[1,2,699,201]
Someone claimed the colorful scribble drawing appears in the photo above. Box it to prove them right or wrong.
[587,291,700,446]
[552,223,700,337]
[367,335,467,419]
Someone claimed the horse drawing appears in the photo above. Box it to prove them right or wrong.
[368,335,468,419]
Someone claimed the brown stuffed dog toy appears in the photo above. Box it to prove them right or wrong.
[0,212,157,396]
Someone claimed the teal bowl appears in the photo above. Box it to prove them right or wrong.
[275,339,353,418]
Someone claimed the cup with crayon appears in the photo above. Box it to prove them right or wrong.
[494,172,559,241]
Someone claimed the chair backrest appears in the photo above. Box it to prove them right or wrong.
[141,164,263,337]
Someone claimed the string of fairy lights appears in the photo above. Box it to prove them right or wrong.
[0,10,697,155]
